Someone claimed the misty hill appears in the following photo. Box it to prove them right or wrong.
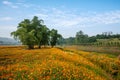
[0,37,20,45]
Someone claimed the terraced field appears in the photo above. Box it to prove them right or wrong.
[0,46,120,80]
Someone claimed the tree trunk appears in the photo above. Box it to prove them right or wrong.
[28,45,34,49]
[38,45,41,49]
[38,42,41,49]
[51,45,54,48]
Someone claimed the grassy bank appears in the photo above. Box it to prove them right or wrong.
[61,46,120,80]
[62,45,120,56]
[0,46,120,80]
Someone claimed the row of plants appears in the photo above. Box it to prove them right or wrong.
[62,46,120,80]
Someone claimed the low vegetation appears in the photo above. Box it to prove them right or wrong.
[61,46,120,80]
[62,45,120,56]
[62,31,120,47]
[0,46,120,80]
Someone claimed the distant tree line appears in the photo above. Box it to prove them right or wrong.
[11,16,62,49]
[61,30,120,46]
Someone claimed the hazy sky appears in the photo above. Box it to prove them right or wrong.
[0,0,120,38]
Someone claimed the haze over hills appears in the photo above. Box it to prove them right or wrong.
[0,37,20,45]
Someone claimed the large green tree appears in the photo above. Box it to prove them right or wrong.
[11,16,62,49]
[11,16,44,49]
[11,19,36,49]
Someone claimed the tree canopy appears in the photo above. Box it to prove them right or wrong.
[11,16,62,49]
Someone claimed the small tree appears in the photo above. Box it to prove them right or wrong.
[50,29,61,47]
[75,30,88,44]
[40,25,50,47]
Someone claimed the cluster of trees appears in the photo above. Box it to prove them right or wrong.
[11,16,62,49]
[96,32,120,39]
[63,30,120,46]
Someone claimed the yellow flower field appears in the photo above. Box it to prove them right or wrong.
[0,46,119,80]
[63,46,120,80]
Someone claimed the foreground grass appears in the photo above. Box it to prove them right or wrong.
[0,46,119,80]
[62,46,120,80]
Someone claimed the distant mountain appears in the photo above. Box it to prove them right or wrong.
[0,37,20,45]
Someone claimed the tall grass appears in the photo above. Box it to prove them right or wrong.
[63,45,120,56]
[0,46,113,80]
[62,46,120,80]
